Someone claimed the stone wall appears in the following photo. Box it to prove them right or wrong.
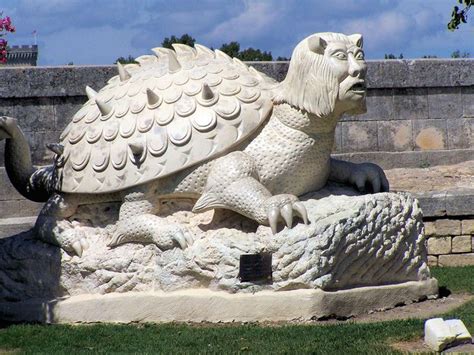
[426,219,474,267]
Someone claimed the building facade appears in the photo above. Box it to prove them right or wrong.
[1,45,38,66]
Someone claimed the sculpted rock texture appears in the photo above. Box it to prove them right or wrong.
[0,32,389,258]
[0,189,429,301]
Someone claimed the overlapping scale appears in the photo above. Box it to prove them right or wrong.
[239,74,260,87]
[191,107,217,132]
[91,146,110,172]
[184,81,202,96]
[72,105,88,123]
[173,71,189,86]
[175,95,196,117]
[206,73,222,87]
[147,125,168,156]
[103,120,119,141]
[130,99,146,114]
[120,115,136,138]
[215,97,241,119]
[111,141,127,170]
[68,125,86,144]
[237,87,261,103]
[155,103,174,125]
[115,84,129,100]
[168,117,192,146]
[221,68,239,80]
[84,107,100,124]
[115,100,129,118]
[71,143,91,171]
[86,124,102,143]
[128,81,142,97]
[163,86,182,104]
[137,112,154,133]
[189,67,207,80]
[219,81,241,96]
[155,75,173,90]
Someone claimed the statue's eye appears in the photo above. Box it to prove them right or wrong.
[333,52,347,60]
[355,51,364,60]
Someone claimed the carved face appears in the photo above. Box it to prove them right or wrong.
[323,39,367,114]
[275,32,368,118]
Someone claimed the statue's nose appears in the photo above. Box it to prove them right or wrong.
[348,54,365,77]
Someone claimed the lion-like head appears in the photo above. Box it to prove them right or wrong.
[274,32,367,117]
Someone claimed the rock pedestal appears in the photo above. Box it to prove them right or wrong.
[0,190,438,323]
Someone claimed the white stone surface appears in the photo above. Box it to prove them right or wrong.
[0,279,438,324]
[425,318,472,351]
[445,319,472,343]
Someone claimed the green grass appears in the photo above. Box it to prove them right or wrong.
[0,266,473,354]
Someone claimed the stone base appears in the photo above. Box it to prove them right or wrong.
[0,279,438,323]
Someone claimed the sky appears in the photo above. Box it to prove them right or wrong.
[2,0,473,66]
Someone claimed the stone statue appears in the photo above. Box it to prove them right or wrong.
[0,33,436,322]
[0,32,387,256]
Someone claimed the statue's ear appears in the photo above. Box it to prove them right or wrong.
[307,35,327,55]
[348,34,363,48]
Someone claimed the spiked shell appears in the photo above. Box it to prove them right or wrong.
[56,44,277,193]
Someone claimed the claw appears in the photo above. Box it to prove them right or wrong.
[293,202,309,225]
[108,232,124,247]
[174,231,187,249]
[80,238,90,251]
[71,241,83,257]
[268,208,279,234]
[281,204,293,228]
[183,231,194,247]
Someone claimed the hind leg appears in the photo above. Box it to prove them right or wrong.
[193,152,308,234]
[107,188,193,250]
[35,194,89,256]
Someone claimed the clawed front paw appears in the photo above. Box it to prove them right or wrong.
[264,194,309,234]
[107,216,193,251]
[60,228,90,257]
[349,163,390,193]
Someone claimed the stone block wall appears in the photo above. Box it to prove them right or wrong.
[426,219,474,267]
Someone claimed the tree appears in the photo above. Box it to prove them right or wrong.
[219,41,240,58]
[114,55,137,64]
[451,49,470,58]
[384,53,403,59]
[422,55,438,58]
[219,41,273,61]
[161,34,196,49]
[448,0,472,30]
[0,13,15,64]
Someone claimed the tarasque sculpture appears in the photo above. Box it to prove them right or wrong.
[0,32,437,323]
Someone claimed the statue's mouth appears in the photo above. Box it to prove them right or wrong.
[349,81,366,94]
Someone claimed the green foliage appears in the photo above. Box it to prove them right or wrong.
[219,41,273,61]
[162,34,196,49]
[448,0,473,30]
[0,266,472,354]
[276,56,290,61]
[384,53,404,59]
[451,49,471,58]
[114,55,137,64]
[422,55,438,58]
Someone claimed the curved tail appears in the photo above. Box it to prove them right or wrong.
[1,116,55,202]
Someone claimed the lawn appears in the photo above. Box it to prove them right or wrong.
[0,266,473,354]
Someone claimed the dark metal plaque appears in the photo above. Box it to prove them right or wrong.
[238,253,272,282]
